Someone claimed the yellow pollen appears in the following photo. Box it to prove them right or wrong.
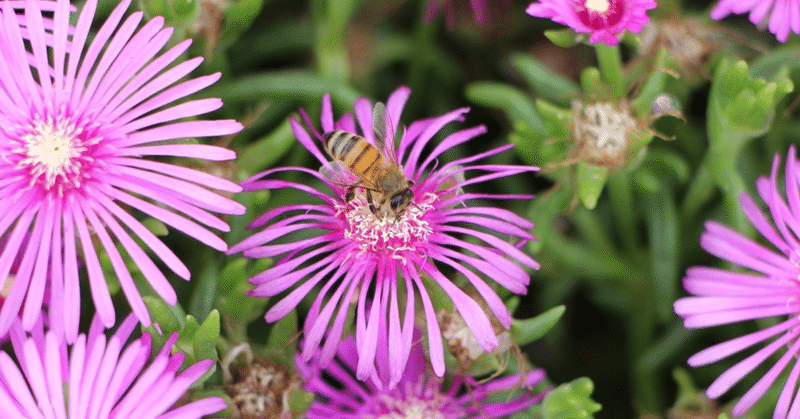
[585,0,610,13]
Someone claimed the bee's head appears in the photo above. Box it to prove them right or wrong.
[389,188,415,218]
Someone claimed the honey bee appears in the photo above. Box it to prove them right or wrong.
[323,102,414,220]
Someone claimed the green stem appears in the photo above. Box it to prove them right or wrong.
[595,44,625,100]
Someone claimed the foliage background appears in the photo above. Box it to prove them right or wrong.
[74,0,800,417]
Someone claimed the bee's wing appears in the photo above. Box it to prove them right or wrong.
[372,102,398,164]
[320,160,358,187]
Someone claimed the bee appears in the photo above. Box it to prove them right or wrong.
[323,102,414,220]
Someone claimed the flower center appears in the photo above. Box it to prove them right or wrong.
[578,0,624,29]
[14,113,100,196]
[339,191,435,261]
[585,0,610,13]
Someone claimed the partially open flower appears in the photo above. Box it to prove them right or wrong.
[526,0,657,45]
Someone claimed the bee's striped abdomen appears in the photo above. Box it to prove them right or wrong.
[324,130,383,177]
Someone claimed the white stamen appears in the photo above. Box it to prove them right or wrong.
[585,0,610,13]
[15,114,90,194]
[340,192,436,261]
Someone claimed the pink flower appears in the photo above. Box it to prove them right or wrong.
[298,334,549,418]
[526,0,657,45]
[675,147,800,418]
[0,0,244,342]
[230,87,538,388]
[0,314,225,418]
[711,0,800,42]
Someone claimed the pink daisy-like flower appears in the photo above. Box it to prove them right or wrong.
[230,86,538,388]
[711,0,800,43]
[298,334,549,418]
[674,147,800,418]
[526,0,657,45]
[0,314,225,418]
[0,0,244,342]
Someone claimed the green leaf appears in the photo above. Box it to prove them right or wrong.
[141,218,169,236]
[543,377,602,419]
[194,309,221,361]
[511,54,579,106]
[511,305,566,346]
[575,162,608,209]
[465,82,546,133]
[203,70,361,107]
[238,119,296,174]
[267,309,298,353]
[217,258,268,329]
[288,388,314,415]
[544,29,580,48]
[223,0,267,40]
[143,296,185,352]
[645,190,679,322]
[750,46,800,79]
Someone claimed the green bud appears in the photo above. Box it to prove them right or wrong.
[543,377,603,419]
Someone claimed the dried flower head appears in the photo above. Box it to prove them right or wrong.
[222,343,303,419]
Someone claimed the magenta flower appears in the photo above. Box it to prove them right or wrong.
[0,0,244,342]
[711,0,800,42]
[0,314,225,419]
[231,87,538,388]
[298,335,549,418]
[674,147,800,418]
[526,0,657,45]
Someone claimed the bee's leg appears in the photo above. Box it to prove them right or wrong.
[345,184,357,203]
[366,190,379,218]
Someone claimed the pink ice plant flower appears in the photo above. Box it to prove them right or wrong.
[0,314,225,419]
[675,147,800,418]
[0,0,244,342]
[230,86,539,388]
[711,0,800,42]
[298,334,550,418]
[526,0,657,45]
